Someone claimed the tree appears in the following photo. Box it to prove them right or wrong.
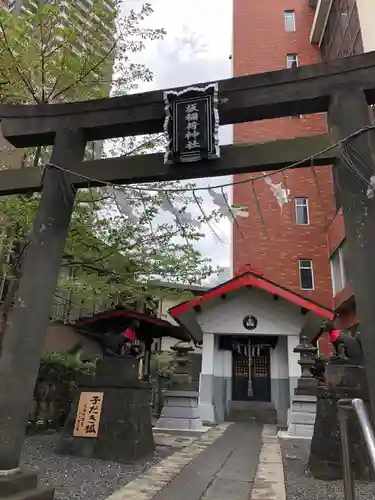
[0,1,164,104]
[0,2,222,331]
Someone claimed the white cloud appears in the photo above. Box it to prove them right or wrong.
[121,0,233,275]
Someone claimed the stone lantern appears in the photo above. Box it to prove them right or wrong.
[154,342,204,433]
[294,336,318,395]
[170,342,195,389]
[280,336,318,440]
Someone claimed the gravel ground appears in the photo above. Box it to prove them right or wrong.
[20,433,173,500]
[281,439,375,500]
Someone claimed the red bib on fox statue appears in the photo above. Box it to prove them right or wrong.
[323,320,363,365]
[122,327,137,340]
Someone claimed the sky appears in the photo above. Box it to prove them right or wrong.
[121,0,234,284]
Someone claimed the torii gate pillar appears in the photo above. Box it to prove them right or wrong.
[329,87,375,420]
[0,129,85,485]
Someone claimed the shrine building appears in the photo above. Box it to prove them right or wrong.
[169,268,334,427]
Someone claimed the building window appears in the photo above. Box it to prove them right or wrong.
[299,260,314,290]
[286,54,298,68]
[330,240,349,296]
[295,197,309,225]
[284,10,296,32]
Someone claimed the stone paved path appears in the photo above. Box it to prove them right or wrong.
[251,425,286,500]
[107,421,263,500]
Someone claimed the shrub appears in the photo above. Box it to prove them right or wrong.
[150,351,176,378]
[38,351,96,383]
[29,351,97,432]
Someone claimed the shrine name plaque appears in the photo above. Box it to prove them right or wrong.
[164,83,220,165]
[73,391,104,438]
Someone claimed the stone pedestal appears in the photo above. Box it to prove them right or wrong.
[154,390,204,432]
[309,363,373,480]
[283,395,316,439]
[281,337,317,440]
[0,470,54,499]
[154,342,204,433]
[59,357,155,463]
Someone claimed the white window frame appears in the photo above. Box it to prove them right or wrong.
[299,259,314,290]
[295,197,309,225]
[284,10,296,32]
[330,242,347,296]
[286,54,299,68]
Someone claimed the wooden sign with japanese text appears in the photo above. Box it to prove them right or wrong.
[163,83,220,165]
[73,392,104,438]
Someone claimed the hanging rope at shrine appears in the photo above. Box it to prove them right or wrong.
[46,124,375,195]
[44,124,375,246]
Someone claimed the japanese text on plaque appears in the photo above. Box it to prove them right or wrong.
[73,392,104,438]
[184,103,200,150]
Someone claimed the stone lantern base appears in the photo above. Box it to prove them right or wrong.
[154,390,205,432]
[279,394,316,439]
[154,342,205,433]
[308,364,373,480]
[279,336,318,440]
[0,470,54,499]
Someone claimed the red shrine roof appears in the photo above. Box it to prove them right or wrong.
[75,307,191,342]
[169,267,334,320]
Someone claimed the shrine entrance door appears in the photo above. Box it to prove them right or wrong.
[232,341,271,402]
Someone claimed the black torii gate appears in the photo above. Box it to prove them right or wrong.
[0,51,374,474]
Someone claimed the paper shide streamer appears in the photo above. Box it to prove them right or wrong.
[208,187,246,238]
[159,192,201,227]
[208,188,248,220]
[192,190,226,245]
[108,187,138,224]
[264,174,290,210]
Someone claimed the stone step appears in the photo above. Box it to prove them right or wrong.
[228,402,277,424]
[155,417,204,431]
[290,400,317,413]
[228,411,277,424]
[286,423,314,438]
[229,401,274,411]
[6,488,54,500]
[288,411,316,425]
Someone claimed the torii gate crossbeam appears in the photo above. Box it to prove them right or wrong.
[0,134,336,196]
[1,51,375,146]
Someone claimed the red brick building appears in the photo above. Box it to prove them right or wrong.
[310,0,375,333]
[232,0,375,347]
[233,0,336,309]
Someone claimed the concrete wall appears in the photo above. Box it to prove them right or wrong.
[196,287,305,337]
[199,333,232,424]
[43,323,102,358]
[287,335,301,400]
[270,336,290,427]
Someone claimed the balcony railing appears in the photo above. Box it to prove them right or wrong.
[338,398,375,500]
